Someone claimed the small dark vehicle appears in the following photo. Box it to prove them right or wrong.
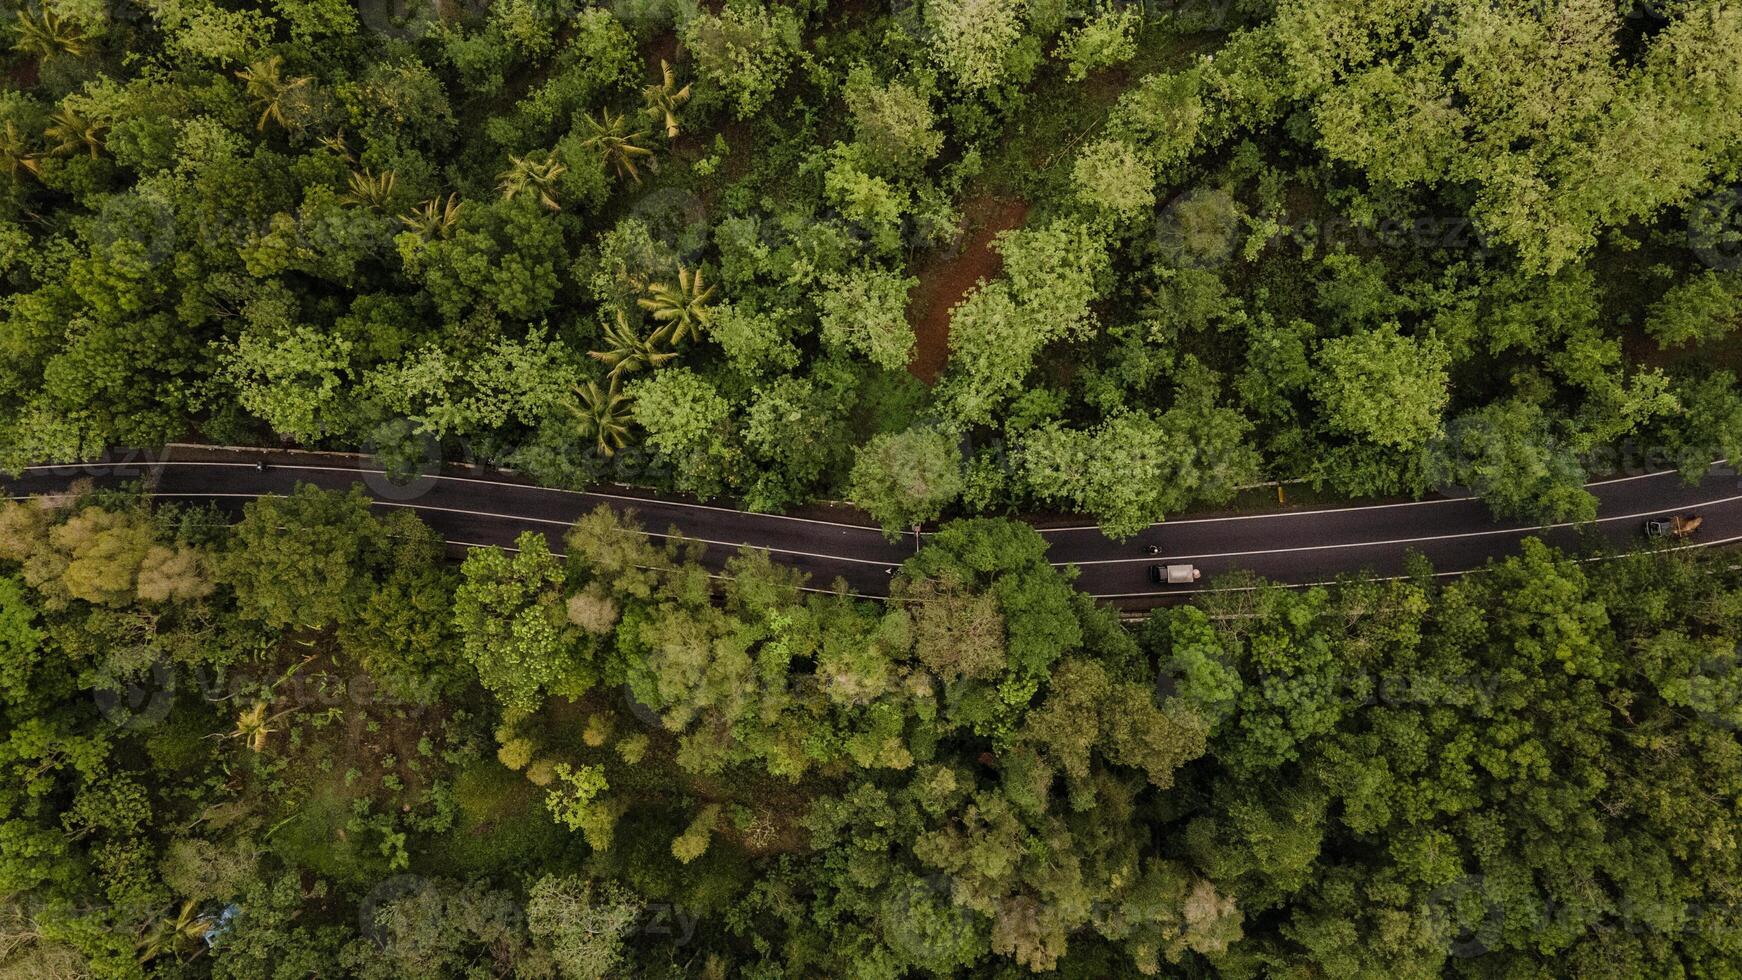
[1644,514,1702,540]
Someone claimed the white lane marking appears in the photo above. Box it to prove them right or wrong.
[10,488,1739,571]
[18,457,1727,536]
[10,494,1738,603]
[1092,533,1742,598]
[133,493,901,567]
[1069,493,1742,564]
[1037,461,1729,534]
[17,460,889,535]
[5,490,898,589]
[1092,569,1468,598]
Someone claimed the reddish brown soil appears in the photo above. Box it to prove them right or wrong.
[904,196,1031,383]
[6,57,38,89]
[641,30,679,75]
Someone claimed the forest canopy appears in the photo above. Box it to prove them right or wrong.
[3,486,1742,976]
[0,0,1736,535]
[5,0,1742,976]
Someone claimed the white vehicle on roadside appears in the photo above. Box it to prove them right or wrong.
[1147,564,1201,585]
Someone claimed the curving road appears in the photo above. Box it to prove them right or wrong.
[6,445,1741,612]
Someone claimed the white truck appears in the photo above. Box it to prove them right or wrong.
[1147,564,1201,585]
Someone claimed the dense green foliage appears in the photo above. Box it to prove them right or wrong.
[4,485,1742,977]
[4,2,1742,974]
[0,0,1737,537]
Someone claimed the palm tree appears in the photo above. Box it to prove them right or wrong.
[0,120,41,182]
[400,193,462,240]
[235,55,313,133]
[588,307,676,379]
[636,266,717,346]
[13,7,86,62]
[317,130,357,164]
[230,701,293,753]
[341,168,397,209]
[578,108,654,184]
[642,60,691,141]
[496,152,566,211]
[136,900,210,964]
[568,378,634,457]
[43,106,104,158]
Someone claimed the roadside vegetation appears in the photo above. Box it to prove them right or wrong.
[6,1,1742,976]
[5,486,1742,976]
[0,0,1738,537]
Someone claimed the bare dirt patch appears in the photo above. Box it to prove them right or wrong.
[904,196,1031,383]
[6,57,38,89]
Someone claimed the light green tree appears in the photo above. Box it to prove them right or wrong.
[848,427,965,535]
[1055,7,1140,81]
[708,301,801,375]
[368,329,576,438]
[824,154,910,253]
[525,876,642,980]
[942,220,1110,424]
[1663,371,1742,480]
[542,762,608,831]
[681,4,803,118]
[453,532,587,711]
[1426,399,1597,524]
[0,576,42,705]
[220,325,353,442]
[223,485,389,630]
[844,70,943,173]
[671,804,720,864]
[1072,138,1155,219]
[1644,271,1741,348]
[626,367,736,499]
[818,267,917,371]
[1107,68,1208,174]
[1311,323,1450,450]
[1018,384,1259,539]
[1281,0,1742,271]
[742,375,851,509]
[924,0,1030,92]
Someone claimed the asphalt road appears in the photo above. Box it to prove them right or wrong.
[6,445,1740,612]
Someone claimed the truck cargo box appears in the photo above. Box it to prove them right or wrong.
[1147,564,1201,585]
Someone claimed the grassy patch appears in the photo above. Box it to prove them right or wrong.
[421,760,578,877]
[268,777,390,887]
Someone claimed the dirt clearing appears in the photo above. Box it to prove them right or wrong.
[904,196,1031,383]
